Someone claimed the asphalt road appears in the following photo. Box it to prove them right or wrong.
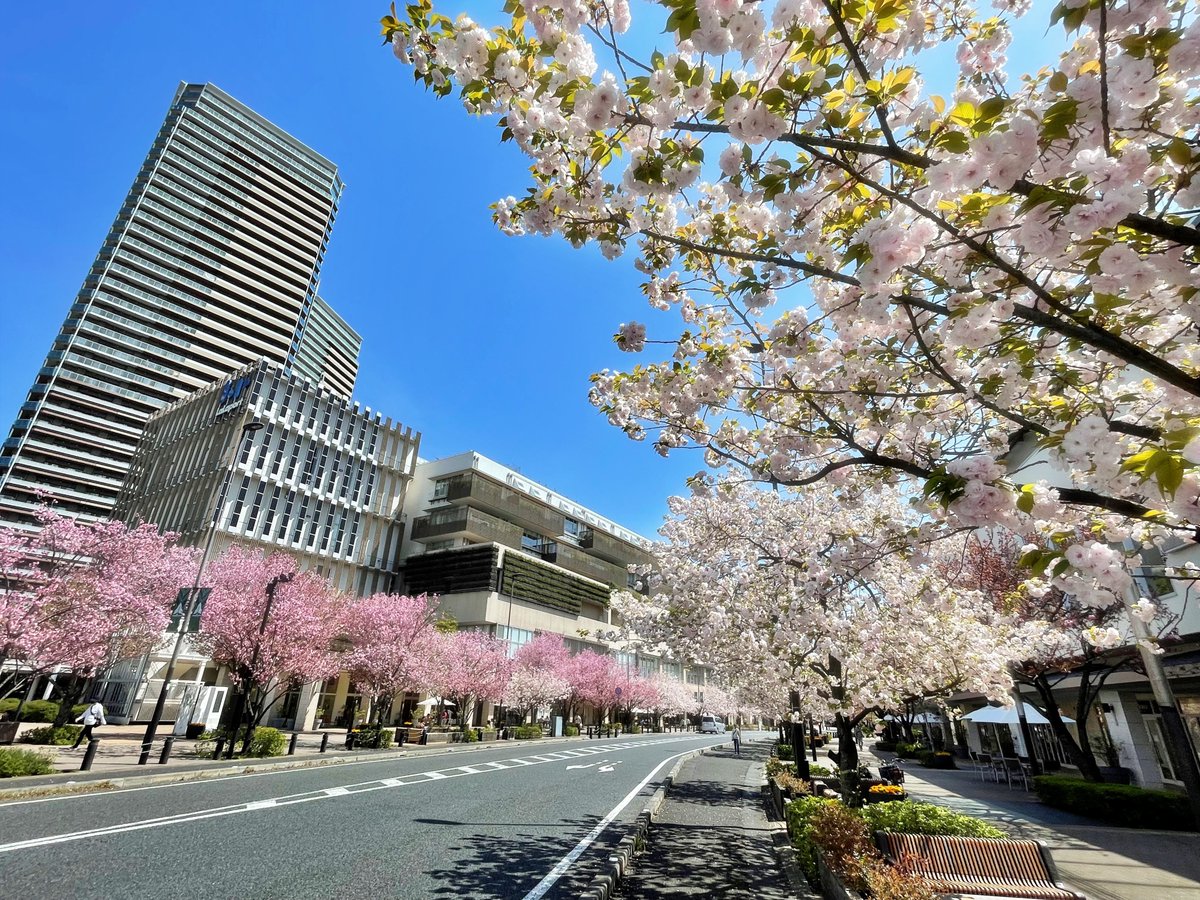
[0,732,730,899]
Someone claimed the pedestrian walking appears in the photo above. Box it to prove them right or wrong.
[731,725,742,756]
[72,698,107,749]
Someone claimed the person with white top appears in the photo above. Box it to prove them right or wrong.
[72,698,107,749]
[731,725,742,756]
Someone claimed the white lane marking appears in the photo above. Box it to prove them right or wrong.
[597,765,615,773]
[520,747,701,900]
[454,766,482,774]
[0,736,713,854]
[565,763,598,771]
[0,732,715,810]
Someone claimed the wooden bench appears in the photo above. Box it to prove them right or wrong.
[874,831,1085,900]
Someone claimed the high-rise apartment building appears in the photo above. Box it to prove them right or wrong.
[292,295,361,398]
[0,82,350,528]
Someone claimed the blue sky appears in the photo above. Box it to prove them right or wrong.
[0,1,701,540]
[0,3,1062,540]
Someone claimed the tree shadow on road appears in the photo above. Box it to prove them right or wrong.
[418,813,621,899]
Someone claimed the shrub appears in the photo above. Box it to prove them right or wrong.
[860,856,938,900]
[20,725,82,746]
[785,795,841,881]
[873,740,897,752]
[895,741,923,759]
[808,764,833,777]
[809,802,875,891]
[918,751,957,769]
[512,725,543,740]
[565,725,580,737]
[857,800,1005,838]
[774,742,794,760]
[0,699,84,723]
[246,726,287,758]
[353,724,394,749]
[0,747,55,778]
[775,771,812,796]
[766,757,795,779]
[1032,775,1193,830]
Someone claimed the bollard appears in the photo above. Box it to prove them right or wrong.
[137,740,153,766]
[80,738,100,771]
[212,737,225,760]
[319,732,329,753]
[158,736,175,765]
[288,732,299,756]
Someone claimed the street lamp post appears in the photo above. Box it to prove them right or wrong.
[496,571,527,737]
[137,419,263,765]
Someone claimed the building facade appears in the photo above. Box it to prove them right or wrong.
[314,451,707,729]
[104,359,420,723]
[995,434,1200,791]
[0,82,349,528]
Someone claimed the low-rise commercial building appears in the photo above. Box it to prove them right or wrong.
[103,358,420,724]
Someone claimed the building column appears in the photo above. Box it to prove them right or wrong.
[295,681,321,731]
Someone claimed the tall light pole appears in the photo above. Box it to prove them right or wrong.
[137,419,264,764]
[496,570,527,736]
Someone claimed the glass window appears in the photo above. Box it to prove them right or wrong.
[432,478,451,500]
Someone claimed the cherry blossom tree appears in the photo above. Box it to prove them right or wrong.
[615,481,1050,776]
[612,669,662,727]
[649,672,698,726]
[380,0,1200,617]
[0,507,197,721]
[562,648,623,722]
[504,633,572,722]
[342,592,442,724]
[423,628,513,726]
[196,545,347,745]
[940,531,1174,780]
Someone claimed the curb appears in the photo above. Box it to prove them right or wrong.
[580,746,709,900]
[0,732,645,802]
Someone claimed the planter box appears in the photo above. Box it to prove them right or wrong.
[1099,766,1133,785]
[0,721,18,745]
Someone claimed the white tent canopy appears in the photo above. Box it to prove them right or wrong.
[961,703,1073,725]
[416,697,455,709]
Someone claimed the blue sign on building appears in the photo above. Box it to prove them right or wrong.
[215,375,252,415]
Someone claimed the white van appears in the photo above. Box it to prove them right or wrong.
[698,715,725,734]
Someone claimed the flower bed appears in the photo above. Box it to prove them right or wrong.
[786,796,1005,898]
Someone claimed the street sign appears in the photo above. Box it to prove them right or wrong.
[169,587,211,633]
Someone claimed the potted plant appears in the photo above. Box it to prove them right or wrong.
[185,722,206,740]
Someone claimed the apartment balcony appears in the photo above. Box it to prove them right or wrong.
[577,526,651,568]
[411,506,521,547]
[440,471,564,537]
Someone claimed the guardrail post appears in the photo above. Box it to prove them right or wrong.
[288,732,299,755]
[158,736,175,764]
[319,732,329,753]
[212,737,225,760]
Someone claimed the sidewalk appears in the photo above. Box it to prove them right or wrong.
[617,735,810,899]
[861,746,1200,900]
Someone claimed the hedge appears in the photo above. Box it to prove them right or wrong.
[0,748,56,777]
[919,750,957,769]
[511,725,543,740]
[0,699,89,723]
[19,725,82,746]
[1032,775,1194,830]
[246,727,287,757]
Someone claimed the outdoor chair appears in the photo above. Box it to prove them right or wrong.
[1000,756,1030,791]
[973,752,995,782]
